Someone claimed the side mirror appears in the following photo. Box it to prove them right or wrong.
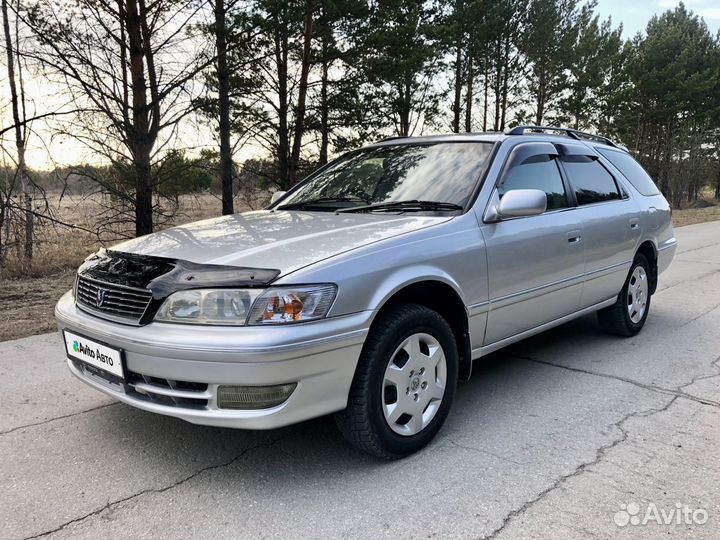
[496,189,547,219]
[270,191,287,205]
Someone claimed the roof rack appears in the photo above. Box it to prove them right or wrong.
[377,135,409,142]
[507,125,619,148]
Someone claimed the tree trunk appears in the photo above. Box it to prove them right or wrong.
[572,92,581,129]
[452,31,463,133]
[215,0,233,215]
[661,122,673,196]
[274,16,290,190]
[18,145,31,260]
[318,20,330,166]
[0,172,9,265]
[134,146,153,236]
[400,77,412,136]
[126,0,153,236]
[288,1,313,185]
[482,66,488,132]
[535,68,546,125]
[464,55,473,133]
[493,40,501,131]
[2,0,32,260]
[500,34,510,130]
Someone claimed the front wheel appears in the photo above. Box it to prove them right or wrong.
[335,304,458,459]
[598,253,652,336]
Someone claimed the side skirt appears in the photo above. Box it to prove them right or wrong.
[471,297,617,360]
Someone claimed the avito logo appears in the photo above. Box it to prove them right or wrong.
[71,339,114,367]
[614,501,709,527]
[73,341,96,359]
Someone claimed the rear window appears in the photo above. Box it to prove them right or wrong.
[562,157,621,205]
[597,148,660,196]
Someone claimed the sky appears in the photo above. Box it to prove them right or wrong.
[5,0,720,170]
[595,0,720,37]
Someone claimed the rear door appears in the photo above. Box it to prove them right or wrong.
[481,142,585,345]
[556,143,642,308]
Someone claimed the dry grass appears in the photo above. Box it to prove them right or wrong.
[1,192,225,279]
[0,270,76,341]
[1,192,719,343]
[671,202,720,228]
[0,192,237,342]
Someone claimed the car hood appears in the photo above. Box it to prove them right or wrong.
[110,210,452,276]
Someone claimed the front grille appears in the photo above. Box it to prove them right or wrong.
[75,275,153,324]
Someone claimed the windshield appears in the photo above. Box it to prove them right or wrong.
[276,142,494,211]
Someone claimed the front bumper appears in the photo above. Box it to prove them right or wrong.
[55,291,369,429]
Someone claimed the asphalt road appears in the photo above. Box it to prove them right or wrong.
[2,221,720,540]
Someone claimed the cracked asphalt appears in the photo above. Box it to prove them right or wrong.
[2,221,720,540]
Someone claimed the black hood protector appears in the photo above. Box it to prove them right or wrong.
[76,249,281,324]
[78,249,281,298]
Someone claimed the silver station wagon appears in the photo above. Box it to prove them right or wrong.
[56,126,677,458]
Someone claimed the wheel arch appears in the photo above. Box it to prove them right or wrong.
[373,280,473,381]
[636,240,658,294]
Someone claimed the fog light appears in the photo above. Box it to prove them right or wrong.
[217,383,297,410]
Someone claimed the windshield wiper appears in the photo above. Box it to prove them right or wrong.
[337,200,464,214]
[277,196,369,211]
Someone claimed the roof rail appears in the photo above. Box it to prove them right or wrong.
[507,125,619,148]
[377,135,410,143]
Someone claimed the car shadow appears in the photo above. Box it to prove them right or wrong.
[78,303,690,491]
[87,313,613,475]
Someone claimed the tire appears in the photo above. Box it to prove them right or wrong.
[335,304,459,459]
[597,253,652,337]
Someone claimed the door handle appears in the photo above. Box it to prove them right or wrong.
[567,230,582,244]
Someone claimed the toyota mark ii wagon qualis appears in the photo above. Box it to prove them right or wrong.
[56,126,677,458]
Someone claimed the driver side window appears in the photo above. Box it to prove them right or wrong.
[498,156,568,211]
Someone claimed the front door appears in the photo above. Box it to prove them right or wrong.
[481,142,585,345]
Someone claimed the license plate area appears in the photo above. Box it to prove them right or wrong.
[63,330,125,383]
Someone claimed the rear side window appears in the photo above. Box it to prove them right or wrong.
[597,148,660,196]
[498,157,568,210]
[562,156,621,205]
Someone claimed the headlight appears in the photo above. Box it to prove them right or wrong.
[154,289,262,325]
[153,284,337,326]
[247,285,337,325]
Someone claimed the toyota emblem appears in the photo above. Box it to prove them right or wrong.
[96,288,108,307]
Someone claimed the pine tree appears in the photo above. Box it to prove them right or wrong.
[560,5,622,130]
[359,0,443,137]
[614,4,720,206]
[521,0,580,125]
